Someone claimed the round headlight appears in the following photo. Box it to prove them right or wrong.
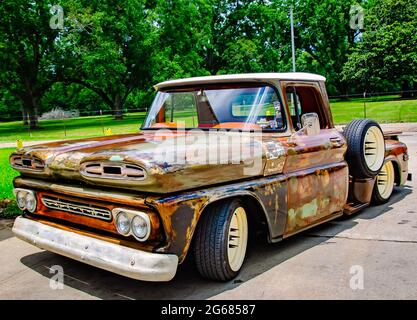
[131,215,149,240]
[116,212,130,235]
[16,191,26,210]
[25,193,37,213]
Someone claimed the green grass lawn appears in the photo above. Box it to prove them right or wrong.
[330,95,417,124]
[0,148,18,199]
[0,148,20,217]
[0,112,147,143]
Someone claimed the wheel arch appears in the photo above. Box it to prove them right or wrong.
[385,156,401,186]
[190,192,271,250]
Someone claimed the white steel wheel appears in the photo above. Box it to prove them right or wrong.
[227,207,248,272]
[193,199,249,281]
[364,126,385,172]
[344,119,386,178]
[372,161,395,204]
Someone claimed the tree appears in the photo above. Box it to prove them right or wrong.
[289,0,360,95]
[62,0,155,119]
[206,0,291,74]
[0,0,66,128]
[150,0,213,83]
[0,88,21,122]
[206,0,358,95]
[342,0,417,96]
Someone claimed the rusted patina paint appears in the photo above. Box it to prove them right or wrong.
[9,123,408,265]
[284,164,348,235]
[280,127,349,235]
[10,131,273,193]
[145,177,288,262]
[348,178,375,204]
[384,138,409,185]
[283,129,347,172]
[11,126,349,263]
[13,176,148,207]
[385,139,408,157]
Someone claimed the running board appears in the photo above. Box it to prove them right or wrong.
[343,202,369,215]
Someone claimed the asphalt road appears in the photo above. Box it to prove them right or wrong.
[0,132,416,300]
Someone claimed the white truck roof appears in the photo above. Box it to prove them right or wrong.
[154,72,326,90]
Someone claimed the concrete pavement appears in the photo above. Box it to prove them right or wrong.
[0,133,416,300]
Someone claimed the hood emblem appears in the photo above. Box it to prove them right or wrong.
[109,155,124,162]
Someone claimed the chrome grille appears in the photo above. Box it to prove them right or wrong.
[11,155,45,171]
[41,196,112,221]
[80,162,146,181]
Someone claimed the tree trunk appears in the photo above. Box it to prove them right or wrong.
[113,94,123,120]
[401,80,412,99]
[335,81,350,100]
[413,81,417,98]
[22,108,29,125]
[22,97,39,129]
[27,105,39,129]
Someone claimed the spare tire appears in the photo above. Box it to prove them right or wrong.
[343,119,385,178]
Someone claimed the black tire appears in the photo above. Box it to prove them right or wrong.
[371,161,395,205]
[193,199,248,281]
[343,119,385,178]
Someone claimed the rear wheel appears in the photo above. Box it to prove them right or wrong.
[372,161,395,204]
[194,199,248,281]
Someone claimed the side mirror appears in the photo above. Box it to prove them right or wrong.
[301,113,320,136]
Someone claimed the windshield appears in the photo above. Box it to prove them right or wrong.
[142,84,286,131]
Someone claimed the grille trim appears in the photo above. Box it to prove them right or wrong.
[80,162,147,181]
[41,196,112,221]
[11,155,45,171]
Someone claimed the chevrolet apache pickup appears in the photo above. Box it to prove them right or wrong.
[10,73,410,281]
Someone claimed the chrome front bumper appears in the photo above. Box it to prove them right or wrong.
[12,216,178,282]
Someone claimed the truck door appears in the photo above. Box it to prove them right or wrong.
[281,82,349,237]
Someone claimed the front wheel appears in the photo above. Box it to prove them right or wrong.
[372,161,395,204]
[193,199,248,281]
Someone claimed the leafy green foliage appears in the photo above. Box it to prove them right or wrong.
[61,0,156,119]
[342,0,417,93]
[0,0,69,128]
[0,0,415,125]
[292,0,361,95]
[0,148,19,199]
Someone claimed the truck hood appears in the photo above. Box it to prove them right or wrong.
[10,131,287,193]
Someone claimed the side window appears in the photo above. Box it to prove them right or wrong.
[286,87,302,129]
[286,91,302,117]
[285,85,327,130]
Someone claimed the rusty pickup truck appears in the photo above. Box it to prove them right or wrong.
[10,73,410,281]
